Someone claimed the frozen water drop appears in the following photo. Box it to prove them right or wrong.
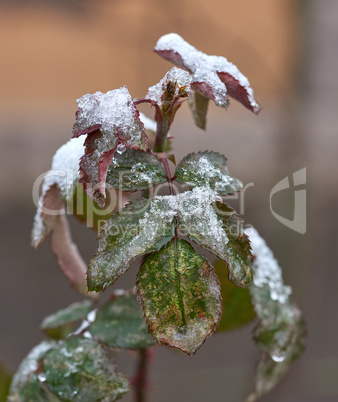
[117,144,126,154]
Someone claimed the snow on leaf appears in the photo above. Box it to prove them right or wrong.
[41,337,129,401]
[245,227,305,402]
[188,91,209,130]
[87,198,175,292]
[136,239,222,356]
[177,188,253,287]
[214,260,255,332]
[88,290,154,349]
[139,112,157,133]
[106,149,167,192]
[175,151,243,195]
[41,300,93,335]
[145,67,192,106]
[31,137,84,249]
[72,87,148,207]
[154,33,261,114]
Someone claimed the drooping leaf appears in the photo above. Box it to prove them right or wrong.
[89,290,154,349]
[214,260,255,332]
[154,33,261,114]
[87,197,175,292]
[0,363,12,402]
[106,149,167,191]
[41,300,93,339]
[50,214,90,296]
[177,187,253,287]
[188,91,209,130]
[245,228,305,402]
[72,87,148,207]
[175,152,243,195]
[8,341,57,401]
[137,239,222,356]
[41,337,129,401]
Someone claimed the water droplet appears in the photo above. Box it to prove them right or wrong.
[271,353,286,363]
[117,144,126,154]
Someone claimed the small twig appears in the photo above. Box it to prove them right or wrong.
[133,348,151,402]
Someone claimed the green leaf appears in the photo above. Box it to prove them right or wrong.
[88,197,175,291]
[8,341,57,401]
[214,260,255,332]
[40,337,129,401]
[136,239,222,356]
[0,363,12,402]
[175,152,243,195]
[245,228,305,402]
[89,290,154,349]
[188,92,209,130]
[106,149,167,191]
[177,188,253,287]
[41,300,93,339]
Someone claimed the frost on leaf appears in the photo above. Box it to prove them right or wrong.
[41,337,129,401]
[87,198,175,292]
[8,341,57,401]
[89,289,154,349]
[145,67,192,106]
[154,33,260,114]
[31,137,84,249]
[41,300,93,338]
[175,151,243,195]
[72,87,148,207]
[137,239,222,356]
[245,228,305,402]
[214,260,255,332]
[106,149,167,191]
[177,188,253,287]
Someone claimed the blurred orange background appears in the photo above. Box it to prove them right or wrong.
[1,1,337,401]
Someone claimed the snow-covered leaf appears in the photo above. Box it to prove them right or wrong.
[8,341,57,401]
[31,136,85,249]
[154,33,260,114]
[73,87,148,207]
[175,152,243,195]
[188,91,209,130]
[41,300,93,339]
[214,260,255,332]
[245,228,305,402]
[89,290,154,349]
[106,149,167,191]
[41,337,129,401]
[87,198,175,292]
[137,239,222,355]
[177,188,253,287]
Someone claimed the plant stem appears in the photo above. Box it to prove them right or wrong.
[153,116,170,153]
[133,348,150,402]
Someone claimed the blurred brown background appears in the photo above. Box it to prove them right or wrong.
[0,0,337,401]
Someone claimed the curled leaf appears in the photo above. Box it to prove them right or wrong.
[137,239,222,355]
[175,151,243,195]
[154,33,260,114]
[73,87,148,207]
[245,227,305,401]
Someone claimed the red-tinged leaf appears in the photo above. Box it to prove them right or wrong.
[50,214,89,296]
[154,33,261,114]
[72,87,148,207]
